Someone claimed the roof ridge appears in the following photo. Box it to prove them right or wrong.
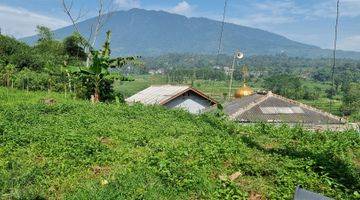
[149,84,190,87]
[270,92,345,123]
[159,87,218,105]
[229,93,270,120]
[189,87,219,105]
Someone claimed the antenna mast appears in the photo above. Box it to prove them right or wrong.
[216,0,228,65]
[330,0,340,112]
[228,51,244,99]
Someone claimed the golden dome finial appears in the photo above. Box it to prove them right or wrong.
[234,65,253,98]
[242,65,249,84]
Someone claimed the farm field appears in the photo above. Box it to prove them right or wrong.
[0,87,359,199]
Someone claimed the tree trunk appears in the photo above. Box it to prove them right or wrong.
[94,78,100,103]
[94,90,100,102]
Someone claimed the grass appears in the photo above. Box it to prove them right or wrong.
[0,87,359,199]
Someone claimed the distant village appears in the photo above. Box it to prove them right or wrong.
[127,65,358,132]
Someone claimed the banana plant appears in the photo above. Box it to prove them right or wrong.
[68,30,139,102]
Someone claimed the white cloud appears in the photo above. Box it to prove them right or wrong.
[169,1,195,16]
[254,0,307,16]
[115,0,141,9]
[308,0,360,19]
[229,14,294,28]
[339,35,360,51]
[0,4,68,38]
[229,0,303,28]
[230,0,360,28]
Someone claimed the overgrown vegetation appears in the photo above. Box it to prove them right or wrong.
[0,27,137,102]
[1,31,359,118]
[0,87,359,199]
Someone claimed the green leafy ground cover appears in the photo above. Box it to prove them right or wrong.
[0,88,359,199]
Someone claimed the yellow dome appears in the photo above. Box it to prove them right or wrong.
[234,84,254,98]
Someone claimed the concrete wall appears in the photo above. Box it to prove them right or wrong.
[164,91,213,114]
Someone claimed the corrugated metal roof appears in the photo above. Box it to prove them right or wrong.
[224,92,344,125]
[294,186,332,200]
[223,94,264,116]
[126,85,190,105]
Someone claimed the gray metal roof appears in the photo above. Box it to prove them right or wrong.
[223,94,264,116]
[224,92,344,125]
[126,85,190,105]
[125,85,217,106]
[294,187,332,200]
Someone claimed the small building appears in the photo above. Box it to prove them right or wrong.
[222,64,349,130]
[224,91,346,127]
[126,85,218,114]
[148,68,165,75]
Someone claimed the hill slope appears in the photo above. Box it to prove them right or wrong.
[0,87,359,199]
[22,8,360,59]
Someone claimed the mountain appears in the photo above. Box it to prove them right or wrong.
[22,8,360,59]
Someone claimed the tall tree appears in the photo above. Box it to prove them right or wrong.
[63,32,87,61]
[36,25,54,43]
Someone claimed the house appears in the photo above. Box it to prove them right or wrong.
[223,91,347,129]
[126,85,218,114]
[148,68,165,75]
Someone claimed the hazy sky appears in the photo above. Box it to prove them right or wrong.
[0,0,359,51]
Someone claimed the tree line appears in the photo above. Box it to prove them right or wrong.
[0,26,137,102]
[142,53,359,120]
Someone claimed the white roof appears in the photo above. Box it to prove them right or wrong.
[125,85,191,105]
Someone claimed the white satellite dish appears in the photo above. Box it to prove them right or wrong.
[236,51,244,59]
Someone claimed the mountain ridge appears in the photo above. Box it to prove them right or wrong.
[21,8,360,59]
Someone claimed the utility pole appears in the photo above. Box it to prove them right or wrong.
[330,0,340,113]
[228,51,244,100]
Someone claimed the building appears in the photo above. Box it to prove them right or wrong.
[148,68,165,75]
[223,91,346,127]
[126,85,218,114]
[222,64,350,130]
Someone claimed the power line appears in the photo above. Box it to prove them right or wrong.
[330,0,340,112]
[216,0,228,64]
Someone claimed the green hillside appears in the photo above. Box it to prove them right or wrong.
[0,88,359,199]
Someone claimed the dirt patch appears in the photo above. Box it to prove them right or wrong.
[91,165,111,176]
[263,140,279,150]
[223,160,233,168]
[98,137,114,146]
[42,98,56,105]
[229,171,242,181]
[34,155,45,164]
[249,191,265,200]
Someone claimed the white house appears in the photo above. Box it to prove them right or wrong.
[125,85,218,114]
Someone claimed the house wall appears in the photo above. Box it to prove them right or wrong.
[164,92,213,114]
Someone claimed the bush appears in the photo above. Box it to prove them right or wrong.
[13,68,51,91]
[75,75,116,102]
